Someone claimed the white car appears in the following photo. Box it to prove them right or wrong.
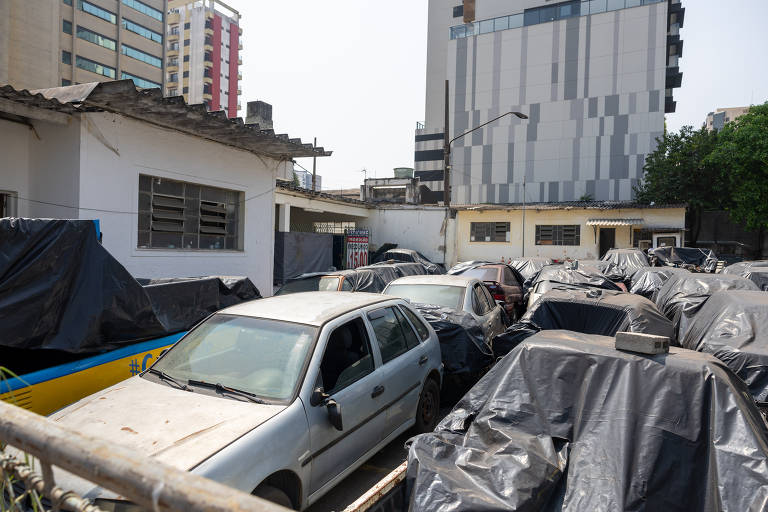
[383,275,507,339]
[46,292,443,510]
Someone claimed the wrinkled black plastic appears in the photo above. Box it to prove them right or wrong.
[509,257,553,287]
[447,261,525,288]
[274,231,332,282]
[494,288,673,357]
[360,262,427,279]
[600,248,650,281]
[378,248,444,274]
[575,260,625,283]
[682,290,768,401]
[533,265,622,291]
[652,246,717,272]
[721,261,768,291]
[275,269,388,295]
[654,272,759,342]
[406,331,768,511]
[629,267,689,299]
[412,304,494,377]
[0,219,259,354]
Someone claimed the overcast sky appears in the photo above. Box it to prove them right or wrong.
[229,0,768,192]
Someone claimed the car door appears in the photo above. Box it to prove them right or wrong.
[305,316,387,494]
[502,266,524,307]
[470,283,505,339]
[365,306,426,438]
[480,284,506,336]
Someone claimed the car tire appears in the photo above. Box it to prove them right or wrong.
[413,378,440,433]
[254,484,294,509]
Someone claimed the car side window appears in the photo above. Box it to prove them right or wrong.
[368,307,411,364]
[503,267,517,286]
[399,305,430,341]
[481,285,496,309]
[393,307,420,349]
[318,317,374,395]
[472,285,488,315]
[340,278,353,291]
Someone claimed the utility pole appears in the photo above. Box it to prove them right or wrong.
[521,176,526,257]
[443,80,450,207]
[311,137,317,191]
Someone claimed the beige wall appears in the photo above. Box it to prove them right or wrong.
[455,207,686,264]
[1,0,59,89]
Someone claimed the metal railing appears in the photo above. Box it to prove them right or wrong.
[0,401,289,512]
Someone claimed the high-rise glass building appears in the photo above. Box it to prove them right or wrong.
[415,0,684,204]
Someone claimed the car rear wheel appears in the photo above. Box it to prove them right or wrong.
[413,378,440,433]
[254,484,294,509]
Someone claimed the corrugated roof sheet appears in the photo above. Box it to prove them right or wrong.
[455,201,686,211]
[0,80,330,159]
[586,218,645,226]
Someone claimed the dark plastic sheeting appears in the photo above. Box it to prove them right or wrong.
[274,231,332,282]
[379,249,444,274]
[574,260,625,283]
[652,246,718,272]
[0,219,260,354]
[412,304,494,377]
[629,267,689,300]
[360,262,427,279]
[682,290,768,402]
[447,261,525,288]
[275,269,387,294]
[600,248,650,281]
[509,257,553,287]
[721,261,768,291]
[494,288,673,357]
[654,272,759,342]
[406,330,768,512]
[533,265,622,291]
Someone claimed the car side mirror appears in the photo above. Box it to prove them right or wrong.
[326,399,343,431]
[310,386,329,407]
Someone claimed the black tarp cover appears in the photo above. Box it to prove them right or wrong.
[360,262,427,279]
[379,249,445,274]
[600,248,650,280]
[573,260,625,282]
[652,246,718,272]
[493,288,673,357]
[509,257,553,287]
[682,290,768,402]
[721,261,768,291]
[275,269,387,294]
[533,265,622,291]
[0,218,260,354]
[654,272,759,342]
[273,231,332,282]
[412,303,494,376]
[447,261,526,288]
[406,330,768,511]
[629,266,689,299]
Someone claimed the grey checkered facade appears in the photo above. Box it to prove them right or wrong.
[415,0,684,204]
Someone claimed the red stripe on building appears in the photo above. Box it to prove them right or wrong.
[228,23,239,118]
[212,14,222,111]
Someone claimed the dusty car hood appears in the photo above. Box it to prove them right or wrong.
[50,376,285,471]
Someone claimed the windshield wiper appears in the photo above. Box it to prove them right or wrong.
[187,379,268,404]
[146,368,190,391]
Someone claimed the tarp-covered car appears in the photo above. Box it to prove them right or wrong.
[447,261,526,319]
[629,266,689,300]
[508,257,553,289]
[527,264,622,308]
[274,269,388,295]
[493,288,674,357]
[377,248,444,274]
[601,248,650,282]
[654,272,759,342]
[722,260,768,291]
[406,330,768,511]
[682,290,768,402]
[652,246,718,273]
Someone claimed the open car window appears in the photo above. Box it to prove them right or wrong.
[318,317,374,395]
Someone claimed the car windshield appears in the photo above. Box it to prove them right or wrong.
[385,284,465,309]
[275,276,341,295]
[462,268,499,281]
[149,314,317,401]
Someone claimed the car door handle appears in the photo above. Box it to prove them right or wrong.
[418,355,429,366]
[371,385,385,398]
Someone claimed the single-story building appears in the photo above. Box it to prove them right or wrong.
[453,202,686,263]
[0,80,329,295]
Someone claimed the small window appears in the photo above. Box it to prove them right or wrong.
[183,55,190,62]
[470,222,509,242]
[169,72,178,82]
[452,5,463,17]
[62,50,72,64]
[535,225,580,246]
[182,86,189,93]
[184,22,190,29]
[183,71,189,78]
[184,39,190,46]
[368,307,410,364]
[63,19,72,34]
[399,305,429,341]
[319,318,374,394]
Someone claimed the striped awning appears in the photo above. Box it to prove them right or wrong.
[586,218,644,226]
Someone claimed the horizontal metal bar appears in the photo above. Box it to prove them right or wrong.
[0,401,289,512]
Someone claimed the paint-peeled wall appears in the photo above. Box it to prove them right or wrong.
[360,206,448,264]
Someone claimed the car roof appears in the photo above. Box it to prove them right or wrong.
[219,292,394,326]
[387,275,476,286]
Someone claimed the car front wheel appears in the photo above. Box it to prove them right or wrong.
[254,484,294,509]
[413,378,440,433]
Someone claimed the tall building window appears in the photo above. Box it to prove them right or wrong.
[77,26,117,51]
[78,0,116,24]
[470,222,510,242]
[183,55,189,62]
[121,72,160,89]
[121,44,162,68]
[63,0,72,5]
[121,0,163,22]
[535,225,581,246]
[76,55,115,78]
[62,20,72,34]
[122,18,163,44]
[184,39,190,46]
[452,5,463,17]
[184,22,190,29]
[169,72,178,82]
[62,50,72,64]
[167,87,178,96]
[61,79,72,86]
[137,175,242,250]
[168,42,179,51]
[182,86,189,93]
[167,57,178,66]
[182,71,189,78]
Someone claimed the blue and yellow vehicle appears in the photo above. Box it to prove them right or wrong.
[0,333,185,416]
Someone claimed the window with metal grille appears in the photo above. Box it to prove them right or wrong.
[535,225,580,245]
[470,222,510,242]
[137,174,242,250]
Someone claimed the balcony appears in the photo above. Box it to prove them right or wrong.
[203,76,213,84]
[203,92,213,100]
[238,43,243,50]
[237,57,242,65]
[237,72,242,81]
[237,88,242,96]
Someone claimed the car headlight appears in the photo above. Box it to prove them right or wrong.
[92,498,145,512]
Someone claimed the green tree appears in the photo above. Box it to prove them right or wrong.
[292,172,301,188]
[635,125,728,244]
[707,103,768,231]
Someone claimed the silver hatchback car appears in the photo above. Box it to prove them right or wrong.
[47,292,443,510]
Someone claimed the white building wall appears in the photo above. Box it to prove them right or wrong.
[359,206,448,264]
[76,112,276,296]
[0,119,31,217]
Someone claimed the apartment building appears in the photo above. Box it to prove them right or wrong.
[705,106,750,132]
[0,0,166,90]
[414,0,685,204]
[166,0,241,117]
